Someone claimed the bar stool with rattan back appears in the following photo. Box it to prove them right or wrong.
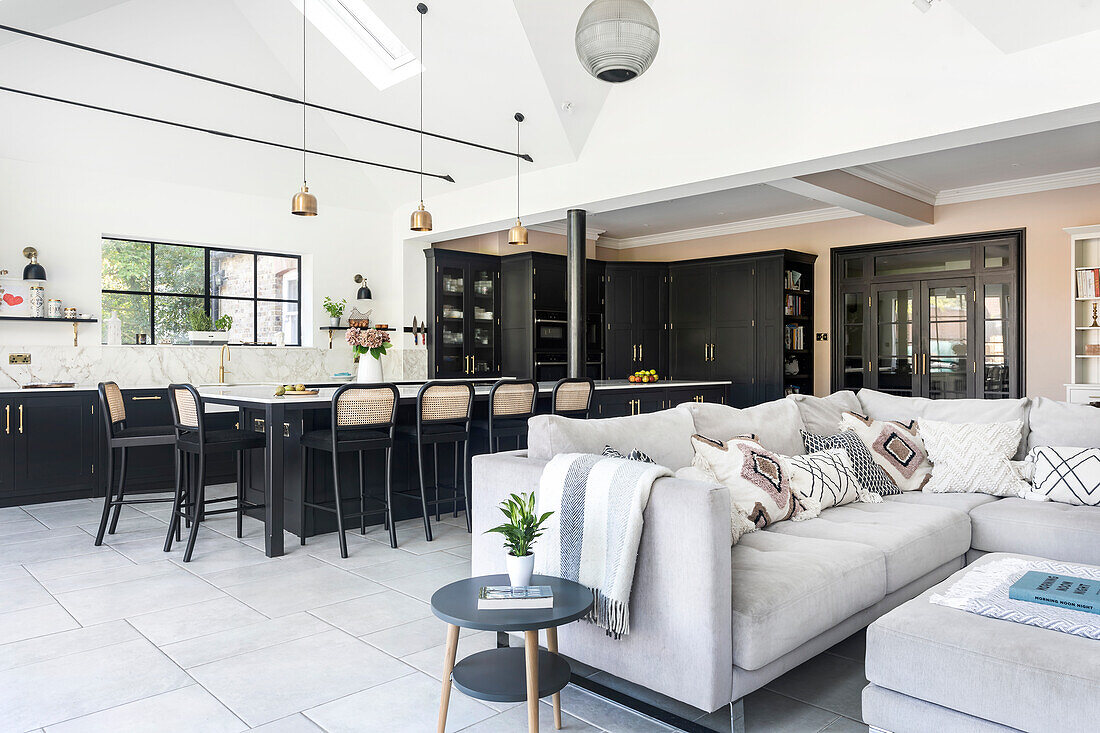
[93,382,177,546]
[552,377,595,419]
[395,381,474,540]
[164,383,267,563]
[474,379,538,453]
[299,383,400,558]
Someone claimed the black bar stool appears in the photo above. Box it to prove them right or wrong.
[300,383,399,558]
[395,381,474,540]
[474,379,538,453]
[164,383,266,562]
[93,382,176,546]
[552,377,595,419]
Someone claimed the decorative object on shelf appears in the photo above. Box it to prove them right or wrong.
[409,3,433,232]
[347,326,391,382]
[29,284,44,317]
[323,296,346,327]
[575,0,660,83]
[785,355,800,375]
[62,307,77,319]
[291,0,318,217]
[353,274,372,301]
[46,298,62,319]
[186,307,233,344]
[106,311,122,345]
[1086,344,1100,356]
[136,333,147,345]
[347,306,372,328]
[275,330,285,347]
[507,113,528,246]
[1092,303,1098,328]
[484,491,553,588]
[22,246,46,280]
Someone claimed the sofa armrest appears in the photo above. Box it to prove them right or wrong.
[473,452,734,712]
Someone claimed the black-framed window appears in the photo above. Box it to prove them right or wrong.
[101,238,301,346]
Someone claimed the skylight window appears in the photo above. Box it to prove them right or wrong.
[295,0,420,91]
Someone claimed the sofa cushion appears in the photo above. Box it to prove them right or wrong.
[840,412,932,492]
[1027,397,1100,452]
[802,429,900,496]
[787,449,867,510]
[527,408,696,469]
[969,497,1100,565]
[865,552,1100,733]
[766,501,971,593]
[920,419,1028,497]
[730,530,886,671]
[857,389,1031,459]
[678,399,806,456]
[787,391,861,435]
[886,491,1000,513]
[1026,446,1100,506]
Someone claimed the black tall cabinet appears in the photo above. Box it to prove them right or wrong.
[605,263,668,379]
[425,249,502,379]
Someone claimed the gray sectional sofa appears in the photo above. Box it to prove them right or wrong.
[469,389,1100,719]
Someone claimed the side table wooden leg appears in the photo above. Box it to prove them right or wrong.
[546,626,562,730]
[525,629,540,733]
[438,624,460,733]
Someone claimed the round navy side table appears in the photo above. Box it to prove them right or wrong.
[430,574,593,733]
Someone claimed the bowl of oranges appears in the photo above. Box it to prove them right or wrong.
[628,370,659,383]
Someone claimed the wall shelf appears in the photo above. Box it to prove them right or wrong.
[317,325,397,349]
[0,315,97,346]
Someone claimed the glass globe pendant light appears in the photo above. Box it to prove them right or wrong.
[507,112,527,246]
[575,0,660,83]
[409,3,433,231]
[292,0,318,216]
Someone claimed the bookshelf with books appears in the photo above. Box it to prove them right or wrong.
[1067,225,1100,401]
[783,255,815,396]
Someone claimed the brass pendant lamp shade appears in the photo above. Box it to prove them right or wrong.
[507,112,527,245]
[409,3,433,231]
[291,0,317,216]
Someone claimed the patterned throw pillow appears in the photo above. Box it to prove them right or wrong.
[1025,446,1100,506]
[839,412,932,492]
[602,445,655,464]
[919,419,1028,497]
[787,449,878,510]
[801,429,900,496]
[690,434,819,540]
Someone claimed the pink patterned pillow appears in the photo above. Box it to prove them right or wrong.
[839,412,932,492]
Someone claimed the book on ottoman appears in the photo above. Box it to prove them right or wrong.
[1009,571,1100,615]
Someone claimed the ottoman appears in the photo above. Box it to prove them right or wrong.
[862,552,1100,733]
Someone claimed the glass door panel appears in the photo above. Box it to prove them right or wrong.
[438,265,467,376]
[924,279,974,400]
[982,281,1011,398]
[470,267,496,375]
[841,290,867,389]
[873,286,916,396]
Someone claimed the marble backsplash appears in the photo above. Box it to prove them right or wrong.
[0,344,429,389]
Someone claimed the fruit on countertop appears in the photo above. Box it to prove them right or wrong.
[274,386,286,396]
[628,369,659,383]
[295,384,305,392]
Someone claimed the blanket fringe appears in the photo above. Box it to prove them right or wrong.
[585,586,630,639]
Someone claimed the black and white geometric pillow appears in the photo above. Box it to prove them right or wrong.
[786,449,864,510]
[602,445,655,464]
[1027,446,1100,506]
[801,429,900,496]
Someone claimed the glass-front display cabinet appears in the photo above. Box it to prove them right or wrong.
[425,249,501,379]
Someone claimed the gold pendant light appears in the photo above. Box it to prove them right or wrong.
[292,0,318,216]
[507,112,527,245]
[409,3,433,231]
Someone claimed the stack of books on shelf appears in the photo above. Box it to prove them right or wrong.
[478,585,554,610]
[784,270,806,291]
[1077,268,1100,298]
[784,294,806,316]
[784,324,805,350]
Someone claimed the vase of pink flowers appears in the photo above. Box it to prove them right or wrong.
[346,327,391,382]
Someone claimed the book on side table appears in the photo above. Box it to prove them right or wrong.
[477,585,554,610]
[1009,571,1100,615]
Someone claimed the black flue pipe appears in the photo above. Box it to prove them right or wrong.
[566,209,587,378]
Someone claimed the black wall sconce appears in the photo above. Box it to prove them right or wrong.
[354,274,372,300]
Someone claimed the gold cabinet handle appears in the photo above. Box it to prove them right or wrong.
[4,404,8,435]
[703,343,708,362]
[18,404,23,434]
[639,344,643,362]
[130,396,162,401]
[711,344,716,362]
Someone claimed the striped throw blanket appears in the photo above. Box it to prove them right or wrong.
[535,453,672,637]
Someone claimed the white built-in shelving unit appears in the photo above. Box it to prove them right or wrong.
[1065,225,1100,403]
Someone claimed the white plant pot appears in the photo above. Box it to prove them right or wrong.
[188,331,229,345]
[506,553,534,588]
[357,354,384,383]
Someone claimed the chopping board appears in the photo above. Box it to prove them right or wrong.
[281,389,319,396]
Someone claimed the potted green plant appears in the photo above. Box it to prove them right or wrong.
[484,492,553,587]
[186,308,234,345]
[323,296,346,327]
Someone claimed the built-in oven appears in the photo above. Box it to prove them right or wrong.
[534,352,567,382]
[534,311,567,353]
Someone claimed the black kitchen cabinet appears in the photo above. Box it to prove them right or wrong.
[0,396,15,497]
[605,263,668,380]
[3,392,97,505]
[666,385,728,406]
[426,249,501,379]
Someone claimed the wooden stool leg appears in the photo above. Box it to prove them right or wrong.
[546,626,561,730]
[525,629,540,733]
[437,623,460,733]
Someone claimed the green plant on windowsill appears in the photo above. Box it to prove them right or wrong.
[186,308,233,332]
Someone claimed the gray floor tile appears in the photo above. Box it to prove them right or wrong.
[84,525,173,549]
[222,564,384,617]
[361,614,475,658]
[382,522,475,555]
[23,549,135,582]
[0,637,191,731]
[825,629,867,664]
[39,559,177,594]
[446,545,473,559]
[308,589,432,636]
[160,612,332,669]
[0,531,110,567]
[695,690,839,733]
[459,702,599,732]
[0,564,29,581]
[246,713,324,732]
[113,528,242,564]
[820,716,869,733]
[188,628,413,727]
[0,603,79,645]
[351,548,468,582]
[400,629,500,682]
[200,554,330,589]
[0,516,47,538]
[0,525,86,548]
[0,620,140,672]
[53,566,226,625]
[765,653,868,722]
[303,531,410,569]
[556,686,674,732]
[44,684,247,733]
[77,513,167,537]
[126,596,267,647]
[378,562,470,602]
[0,575,54,613]
[303,670,495,733]
[584,670,707,723]
[0,506,31,524]
[24,503,141,529]
[169,541,270,575]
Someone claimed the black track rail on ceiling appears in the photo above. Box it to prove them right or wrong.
[0,23,534,164]
[0,84,455,182]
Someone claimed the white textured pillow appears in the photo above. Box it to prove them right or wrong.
[920,419,1028,497]
[786,449,881,510]
[1025,446,1100,506]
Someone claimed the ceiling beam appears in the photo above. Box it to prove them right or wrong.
[769,169,935,226]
